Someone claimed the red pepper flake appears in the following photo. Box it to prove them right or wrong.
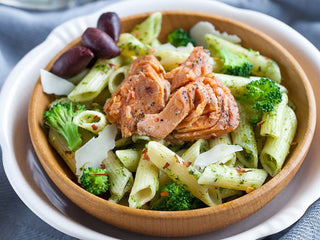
[290,141,298,146]
[142,148,150,161]
[182,161,192,167]
[163,162,170,169]
[160,191,167,197]
[100,164,106,169]
[154,117,160,122]
[236,165,251,173]
[265,57,271,60]
[91,124,98,130]
[219,162,224,165]
[108,63,115,67]
[65,150,72,154]
[93,115,98,120]
[90,172,107,176]
[257,120,264,127]
[75,105,80,111]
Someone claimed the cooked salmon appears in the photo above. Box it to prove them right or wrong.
[165,46,213,91]
[137,82,205,139]
[137,47,239,140]
[104,47,239,141]
[104,55,170,137]
[172,77,239,141]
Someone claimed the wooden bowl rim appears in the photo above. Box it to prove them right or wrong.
[28,10,316,221]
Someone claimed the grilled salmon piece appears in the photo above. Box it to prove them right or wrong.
[172,76,239,141]
[137,82,202,139]
[165,46,212,91]
[104,55,170,137]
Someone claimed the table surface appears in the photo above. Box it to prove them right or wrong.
[0,0,319,239]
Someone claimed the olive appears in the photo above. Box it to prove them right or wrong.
[51,46,94,78]
[97,12,121,42]
[82,27,120,59]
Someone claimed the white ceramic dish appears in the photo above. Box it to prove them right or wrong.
[1,0,320,239]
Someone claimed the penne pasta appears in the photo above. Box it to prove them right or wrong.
[198,164,268,192]
[131,12,162,45]
[128,155,159,208]
[147,141,221,207]
[231,103,258,168]
[205,34,282,83]
[260,106,297,177]
[102,151,133,203]
[108,65,130,94]
[115,149,141,172]
[181,139,208,164]
[260,93,288,138]
[68,59,115,102]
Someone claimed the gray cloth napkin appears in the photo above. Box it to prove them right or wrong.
[0,0,319,239]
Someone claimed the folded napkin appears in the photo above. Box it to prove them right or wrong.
[0,0,319,239]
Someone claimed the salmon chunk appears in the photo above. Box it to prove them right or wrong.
[172,77,239,141]
[104,55,170,137]
[137,82,205,139]
[165,46,213,91]
[137,47,239,140]
[104,47,239,141]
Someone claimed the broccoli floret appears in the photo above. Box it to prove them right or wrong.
[43,102,85,151]
[239,77,282,124]
[218,48,253,77]
[150,182,198,211]
[168,29,196,47]
[80,167,109,195]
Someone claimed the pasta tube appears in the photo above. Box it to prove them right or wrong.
[231,103,258,168]
[181,139,208,164]
[147,141,221,207]
[73,110,107,134]
[102,151,133,203]
[213,73,287,97]
[260,106,297,177]
[68,59,115,102]
[115,149,141,172]
[129,155,159,208]
[118,33,149,60]
[131,12,162,45]
[205,34,282,83]
[48,128,76,175]
[108,65,130,93]
[198,164,268,192]
[260,93,288,138]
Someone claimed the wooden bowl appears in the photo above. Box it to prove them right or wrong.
[28,11,316,237]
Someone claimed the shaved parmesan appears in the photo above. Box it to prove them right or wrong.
[75,124,117,179]
[194,144,243,171]
[41,69,75,95]
[190,21,241,47]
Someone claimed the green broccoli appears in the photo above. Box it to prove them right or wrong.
[238,77,282,124]
[218,48,253,77]
[167,28,196,47]
[43,102,85,151]
[150,182,200,211]
[80,167,109,195]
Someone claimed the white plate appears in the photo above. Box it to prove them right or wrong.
[1,0,320,239]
